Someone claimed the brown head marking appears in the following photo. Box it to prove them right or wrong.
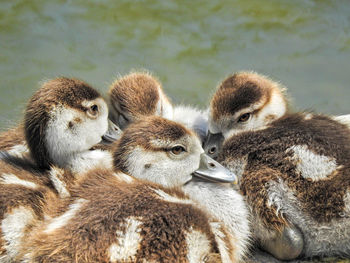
[109,72,163,120]
[211,71,286,122]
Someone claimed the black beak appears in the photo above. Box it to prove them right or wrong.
[203,131,224,159]
[101,119,123,144]
[192,153,238,184]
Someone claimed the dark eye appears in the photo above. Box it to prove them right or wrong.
[91,105,98,112]
[238,113,251,123]
[171,145,185,155]
[87,105,99,118]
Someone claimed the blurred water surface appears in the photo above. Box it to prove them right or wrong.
[1,0,350,129]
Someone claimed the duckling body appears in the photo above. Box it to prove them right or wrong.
[21,171,224,263]
[205,71,350,259]
[219,112,350,258]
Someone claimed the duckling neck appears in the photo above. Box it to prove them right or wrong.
[62,150,113,174]
[182,180,251,260]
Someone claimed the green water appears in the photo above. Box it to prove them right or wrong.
[1,0,350,129]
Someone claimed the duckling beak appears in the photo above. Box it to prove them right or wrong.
[192,153,238,184]
[101,119,123,144]
[203,131,224,159]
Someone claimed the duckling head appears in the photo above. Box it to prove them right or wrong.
[204,71,288,158]
[25,77,112,169]
[112,116,237,188]
[108,72,173,129]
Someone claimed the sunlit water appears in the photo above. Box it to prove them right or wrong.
[1,0,350,129]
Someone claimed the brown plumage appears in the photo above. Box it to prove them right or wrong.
[0,159,59,261]
[220,113,350,227]
[20,170,221,263]
[207,71,350,258]
[108,72,172,126]
[0,125,26,152]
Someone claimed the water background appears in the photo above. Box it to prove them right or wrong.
[1,0,350,129]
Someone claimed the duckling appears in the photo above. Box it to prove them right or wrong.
[204,71,350,260]
[112,116,250,261]
[0,78,121,163]
[108,71,208,142]
[23,77,122,173]
[20,116,250,263]
[204,71,288,159]
[0,77,122,262]
[205,71,350,159]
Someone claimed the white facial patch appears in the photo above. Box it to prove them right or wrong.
[257,89,286,123]
[44,198,88,233]
[109,217,142,262]
[1,206,35,260]
[81,98,109,144]
[45,100,108,168]
[287,145,339,181]
[152,188,194,205]
[0,173,37,189]
[185,227,211,263]
[126,144,201,188]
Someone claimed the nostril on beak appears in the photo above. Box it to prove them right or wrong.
[208,162,216,168]
[209,146,216,155]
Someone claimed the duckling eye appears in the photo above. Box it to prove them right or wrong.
[171,145,185,155]
[91,105,98,112]
[87,105,99,118]
[238,113,251,123]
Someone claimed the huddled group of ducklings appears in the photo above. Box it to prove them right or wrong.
[0,71,349,263]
